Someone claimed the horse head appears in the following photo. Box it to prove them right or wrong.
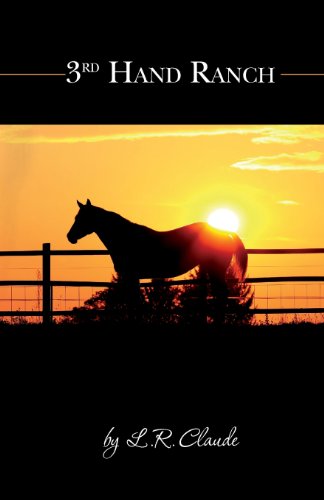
[67,199,94,244]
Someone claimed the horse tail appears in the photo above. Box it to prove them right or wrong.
[229,234,248,283]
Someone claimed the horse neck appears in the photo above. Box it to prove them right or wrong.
[92,209,129,249]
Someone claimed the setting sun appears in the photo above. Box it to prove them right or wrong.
[207,208,240,233]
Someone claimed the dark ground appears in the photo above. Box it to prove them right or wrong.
[0,321,323,494]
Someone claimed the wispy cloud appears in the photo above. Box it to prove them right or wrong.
[276,200,300,206]
[232,151,324,172]
[0,126,271,144]
[251,126,324,144]
[1,125,324,146]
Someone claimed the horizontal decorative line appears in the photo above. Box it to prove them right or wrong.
[0,73,65,76]
[281,73,324,76]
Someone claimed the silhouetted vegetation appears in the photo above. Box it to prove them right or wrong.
[64,267,254,327]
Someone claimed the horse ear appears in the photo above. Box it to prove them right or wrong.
[77,200,83,208]
[86,199,92,206]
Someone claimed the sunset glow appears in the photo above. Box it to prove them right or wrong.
[1,124,324,320]
[207,208,240,232]
[0,124,323,256]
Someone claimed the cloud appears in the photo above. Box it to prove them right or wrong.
[0,126,272,144]
[251,126,324,144]
[231,151,324,172]
[276,200,300,206]
[1,125,324,147]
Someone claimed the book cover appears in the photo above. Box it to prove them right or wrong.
[0,22,323,495]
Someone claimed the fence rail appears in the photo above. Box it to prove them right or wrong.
[1,243,324,323]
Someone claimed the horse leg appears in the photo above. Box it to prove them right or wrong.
[205,265,229,327]
[120,274,141,323]
[210,279,228,326]
[194,267,209,327]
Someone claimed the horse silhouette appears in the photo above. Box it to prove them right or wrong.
[67,199,247,291]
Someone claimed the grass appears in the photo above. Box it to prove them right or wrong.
[1,317,324,336]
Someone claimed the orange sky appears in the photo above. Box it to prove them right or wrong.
[1,125,324,305]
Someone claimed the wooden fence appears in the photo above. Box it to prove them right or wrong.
[1,243,324,323]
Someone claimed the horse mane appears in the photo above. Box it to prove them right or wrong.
[94,205,155,234]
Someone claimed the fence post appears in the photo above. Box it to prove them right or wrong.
[42,243,52,325]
